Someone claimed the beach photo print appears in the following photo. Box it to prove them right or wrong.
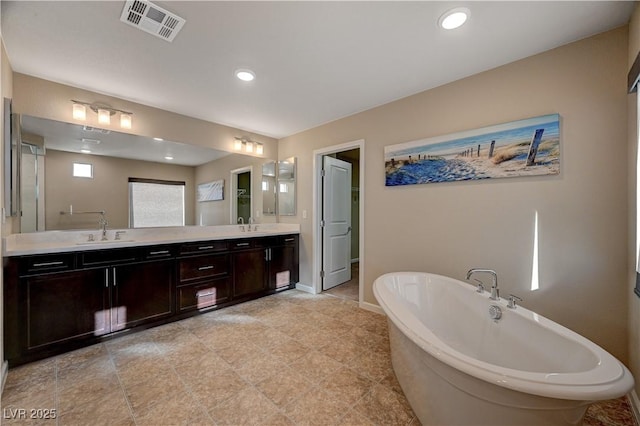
[384,113,560,186]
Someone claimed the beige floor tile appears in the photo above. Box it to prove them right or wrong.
[231,350,289,384]
[173,351,232,382]
[337,409,376,426]
[265,338,311,362]
[57,356,116,389]
[123,369,187,413]
[183,369,249,411]
[347,348,394,382]
[353,383,415,425]
[116,357,174,388]
[290,350,344,384]
[317,338,366,364]
[255,366,313,407]
[320,366,375,405]
[208,387,280,425]
[283,388,351,426]
[133,392,212,426]
[57,388,134,426]
[57,374,122,413]
[262,412,296,425]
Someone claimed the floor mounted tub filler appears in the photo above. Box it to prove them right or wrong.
[373,271,634,426]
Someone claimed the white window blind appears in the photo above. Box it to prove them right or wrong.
[129,179,185,228]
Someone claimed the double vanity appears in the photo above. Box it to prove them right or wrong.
[3,224,300,366]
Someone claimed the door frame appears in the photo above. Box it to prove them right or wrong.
[312,139,365,306]
[230,165,253,225]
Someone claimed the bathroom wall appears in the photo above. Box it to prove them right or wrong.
[279,27,630,362]
[45,150,196,230]
[627,3,640,399]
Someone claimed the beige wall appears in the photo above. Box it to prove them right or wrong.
[45,150,196,230]
[195,153,276,226]
[628,4,640,398]
[280,27,630,362]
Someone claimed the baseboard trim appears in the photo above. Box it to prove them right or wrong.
[295,283,316,294]
[630,390,640,425]
[1,360,8,395]
[359,301,385,315]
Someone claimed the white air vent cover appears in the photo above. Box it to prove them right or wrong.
[82,126,111,135]
[120,0,185,42]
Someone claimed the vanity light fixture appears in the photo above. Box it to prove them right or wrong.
[438,7,470,30]
[233,137,263,155]
[71,100,134,129]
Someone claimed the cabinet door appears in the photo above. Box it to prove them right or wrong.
[111,260,174,330]
[269,245,296,289]
[24,269,108,350]
[232,249,267,298]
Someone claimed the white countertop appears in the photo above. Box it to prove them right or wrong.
[3,223,300,256]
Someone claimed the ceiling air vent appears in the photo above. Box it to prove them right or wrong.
[120,0,186,42]
[83,126,111,135]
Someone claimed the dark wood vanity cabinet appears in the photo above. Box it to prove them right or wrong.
[4,233,299,366]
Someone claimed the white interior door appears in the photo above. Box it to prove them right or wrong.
[322,156,352,290]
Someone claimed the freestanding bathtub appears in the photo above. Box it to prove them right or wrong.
[373,272,635,426]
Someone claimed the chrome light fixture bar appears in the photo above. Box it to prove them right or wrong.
[71,100,133,129]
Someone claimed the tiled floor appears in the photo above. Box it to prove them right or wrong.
[1,289,636,426]
[324,263,359,302]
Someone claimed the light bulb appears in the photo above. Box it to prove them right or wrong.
[72,103,86,120]
[98,109,111,125]
[120,114,132,129]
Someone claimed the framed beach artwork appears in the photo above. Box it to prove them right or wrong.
[197,179,224,202]
[384,114,560,186]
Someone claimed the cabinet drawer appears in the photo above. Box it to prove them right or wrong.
[179,241,228,256]
[79,248,139,267]
[19,253,75,276]
[229,239,255,250]
[141,245,175,260]
[279,235,298,245]
[177,277,230,312]
[179,254,229,282]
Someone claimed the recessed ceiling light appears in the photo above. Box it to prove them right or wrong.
[81,149,91,154]
[153,137,163,141]
[438,7,469,30]
[164,155,174,160]
[235,69,256,82]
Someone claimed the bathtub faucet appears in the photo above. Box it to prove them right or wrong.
[466,268,499,301]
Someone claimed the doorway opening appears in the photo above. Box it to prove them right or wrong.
[230,166,252,225]
[313,140,364,305]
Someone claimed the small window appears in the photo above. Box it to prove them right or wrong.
[73,162,93,178]
[129,178,185,228]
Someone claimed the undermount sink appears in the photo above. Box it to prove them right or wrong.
[76,239,135,245]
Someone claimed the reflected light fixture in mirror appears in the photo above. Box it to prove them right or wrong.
[71,100,133,129]
[234,137,263,155]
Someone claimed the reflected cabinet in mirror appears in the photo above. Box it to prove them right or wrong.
[13,115,275,233]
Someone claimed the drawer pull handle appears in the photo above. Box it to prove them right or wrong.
[236,242,250,247]
[149,250,169,255]
[32,261,64,267]
[198,266,214,271]
[199,246,214,250]
[284,238,295,242]
[197,292,215,298]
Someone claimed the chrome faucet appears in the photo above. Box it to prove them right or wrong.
[248,217,254,232]
[237,217,245,231]
[466,268,499,300]
[99,215,109,241]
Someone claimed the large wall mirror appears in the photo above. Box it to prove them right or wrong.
[11,114,276,233]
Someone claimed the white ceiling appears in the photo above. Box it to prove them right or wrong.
[1,1,635,139]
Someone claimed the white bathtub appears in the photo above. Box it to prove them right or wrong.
[373,272,634,426]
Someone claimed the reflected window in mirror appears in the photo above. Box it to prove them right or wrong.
[72,162,93,178]
[278,157,296,216]
[129,178,185,228]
